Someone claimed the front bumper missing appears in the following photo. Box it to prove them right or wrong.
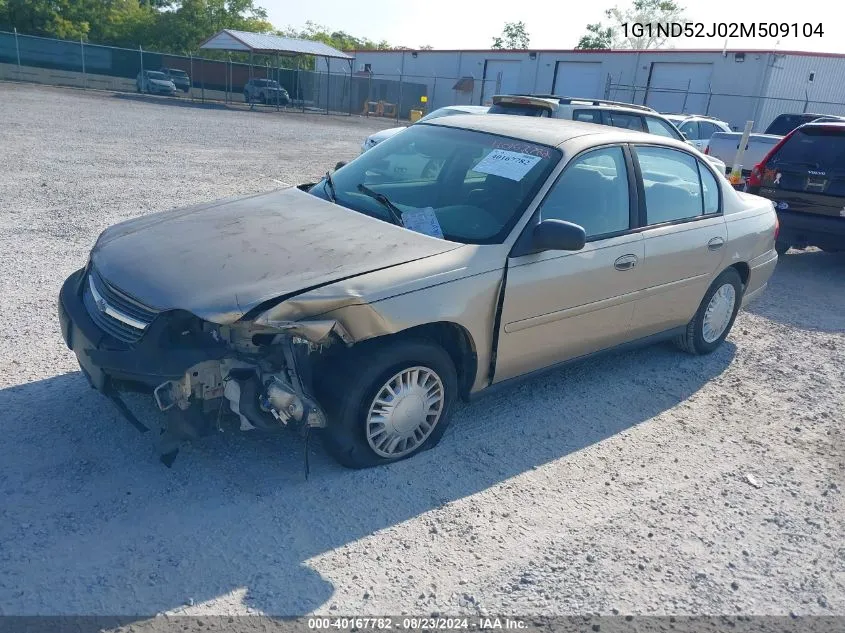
[59,268,329,465]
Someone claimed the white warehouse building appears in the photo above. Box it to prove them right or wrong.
[349,47,845,132]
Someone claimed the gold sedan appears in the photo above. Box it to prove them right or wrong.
[58,115,779,468]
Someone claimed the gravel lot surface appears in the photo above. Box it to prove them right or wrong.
[0,83,843,620]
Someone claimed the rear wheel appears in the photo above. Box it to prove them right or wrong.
[775,241,790,255]
[675,268,744,355]
[318,339,457,469]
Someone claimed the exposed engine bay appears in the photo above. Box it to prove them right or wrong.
[124,316,350,468]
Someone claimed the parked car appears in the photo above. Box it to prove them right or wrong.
[744,121,845,254]
[136,70,176,96]
[361,105,490,153]
[662,114,731,153]
[58,115,778,468]
[243,78,290,105]
[706,112,845,185]
[160,67,191,93]
[488,95,728,175]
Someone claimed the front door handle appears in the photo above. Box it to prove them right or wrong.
[708,237,725,251]
[614,254,639,271]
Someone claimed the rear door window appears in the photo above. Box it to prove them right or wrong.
[636,146,705,224]
[572,109,603,124]
[679,120,700,139]
[698,121,720,139]
[607,111,645,131]
[645,116,682,140]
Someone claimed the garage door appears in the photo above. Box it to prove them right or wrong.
[481,60,522,103]
[645,62,712,114]
[552,62,604,99]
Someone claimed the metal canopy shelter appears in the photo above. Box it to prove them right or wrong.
[199,29,355,114]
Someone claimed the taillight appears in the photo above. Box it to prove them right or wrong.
[774,214,780,242]
[748,127,802,188]
[704,145,710,155]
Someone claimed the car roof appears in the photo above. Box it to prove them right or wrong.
[800,120,845,129]
[424,113,685,149]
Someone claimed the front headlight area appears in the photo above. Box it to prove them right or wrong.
[151,317,334,436]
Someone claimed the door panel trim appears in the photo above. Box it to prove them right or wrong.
[504,288,640,333]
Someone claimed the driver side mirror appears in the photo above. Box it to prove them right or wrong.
[532,219,586,252]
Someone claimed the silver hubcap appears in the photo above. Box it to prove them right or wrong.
[702,283,736,343]
[366,366,445,458]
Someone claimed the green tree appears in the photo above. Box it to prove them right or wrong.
[575,23,613,49]
[576,0,686,50]
[491,21,529,49]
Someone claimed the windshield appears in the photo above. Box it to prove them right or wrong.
[770,126,845,172]
[146,71,167,80]
[168,69,188,77]
[309,124,560,244]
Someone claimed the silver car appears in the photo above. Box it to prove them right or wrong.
[136,70,177,96]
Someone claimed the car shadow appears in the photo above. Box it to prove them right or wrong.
[0,340,735,618]
[746,248,845,333]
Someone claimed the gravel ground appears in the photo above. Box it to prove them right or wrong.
[0,83,843,620]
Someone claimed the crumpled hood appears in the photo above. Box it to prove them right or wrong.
[90,186,461,323]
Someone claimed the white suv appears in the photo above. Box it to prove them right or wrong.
[662,114,732,153]
[489,95,727,173]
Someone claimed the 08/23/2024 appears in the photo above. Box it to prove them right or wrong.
[308,617,527,630]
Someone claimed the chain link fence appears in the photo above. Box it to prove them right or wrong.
[0,30,432,119]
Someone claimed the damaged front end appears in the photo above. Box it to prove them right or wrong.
[148,319,345,466]
[59,268,350,467]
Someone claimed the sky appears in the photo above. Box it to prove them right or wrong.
[262,0,841,54]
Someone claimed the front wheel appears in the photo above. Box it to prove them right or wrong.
[318,339,457,469]
[675,268,744,355]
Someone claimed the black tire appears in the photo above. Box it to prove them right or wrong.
[675,268,744,355]
[775,241,790,256]
[317,338,458,469]
[243,92,250,103]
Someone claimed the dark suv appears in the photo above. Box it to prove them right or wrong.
[746,121,845,254]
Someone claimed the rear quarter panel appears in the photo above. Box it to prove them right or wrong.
[725,192,779,298]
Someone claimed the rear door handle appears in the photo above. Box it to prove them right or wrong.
[614,254,639,271]
[708,237,725,251]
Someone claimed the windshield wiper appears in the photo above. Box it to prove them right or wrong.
[356,183,403,226]
[323,171,337,202]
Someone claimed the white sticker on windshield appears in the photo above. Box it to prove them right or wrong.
[401,207,444,239]
[472,149,542,181]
